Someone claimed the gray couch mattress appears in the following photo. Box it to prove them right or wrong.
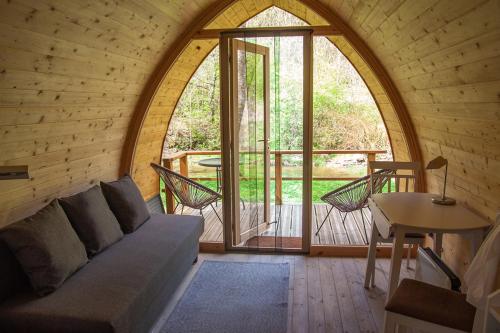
[0,214,203,333]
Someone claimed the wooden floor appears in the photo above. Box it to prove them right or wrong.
[176,203,373,245]
[152,253,415,333]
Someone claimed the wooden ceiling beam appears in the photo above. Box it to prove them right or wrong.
[193,26,341,39]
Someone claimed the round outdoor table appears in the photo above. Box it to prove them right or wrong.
[198,157,222,192]
[197,158,245,209]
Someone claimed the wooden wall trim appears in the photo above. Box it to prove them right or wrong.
[199,242,225,253]
[309,245,418,258]
[200,244,418,257]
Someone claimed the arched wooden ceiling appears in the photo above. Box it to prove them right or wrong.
[1,0,498,277]
[128,0,420,203]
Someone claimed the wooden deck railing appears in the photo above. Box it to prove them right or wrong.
[162,149,386,212]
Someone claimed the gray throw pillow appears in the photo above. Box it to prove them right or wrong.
[0,200,88,296]
[0,240,29,302]
[59,185,124,256]
[100,174,150,233]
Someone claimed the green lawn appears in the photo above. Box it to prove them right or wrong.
[194,179,344,203]
[160,179,351,204]
[160,177,395,206]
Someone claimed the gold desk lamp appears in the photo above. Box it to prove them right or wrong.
[426,156,456,205]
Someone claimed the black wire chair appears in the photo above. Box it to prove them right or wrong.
[317,169,394,244]
[150,163,223,223]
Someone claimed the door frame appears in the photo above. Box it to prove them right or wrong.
[220,29,313,254]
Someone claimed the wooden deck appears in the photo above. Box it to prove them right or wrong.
[175,203,373,245]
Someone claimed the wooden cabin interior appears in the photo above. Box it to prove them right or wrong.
[0,0,499,332]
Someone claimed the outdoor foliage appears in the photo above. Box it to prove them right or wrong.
[166,48,221,151]
[164,7,391,202]
[165,7,390,154]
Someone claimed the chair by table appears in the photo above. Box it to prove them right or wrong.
[384,278,477,333]
[383,219,498,332]
[317,169,394,244]
[365,161,426,287]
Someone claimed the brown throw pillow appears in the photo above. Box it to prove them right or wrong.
[100,174,150,233]
[59,186,124,256]
[0,200,88,296]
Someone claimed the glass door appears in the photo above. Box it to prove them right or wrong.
[220,30,312,253]
[231,39,271,247]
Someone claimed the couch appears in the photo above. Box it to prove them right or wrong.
[0,195,204,333]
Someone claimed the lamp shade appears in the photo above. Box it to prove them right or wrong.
[425,156,456,205]
[426,156,447,170]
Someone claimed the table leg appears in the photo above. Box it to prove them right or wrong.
[387,227,405,302]
[433,232,443,257]
[215,166,222,207]
[364,216,379,288]
[216,167,222,192]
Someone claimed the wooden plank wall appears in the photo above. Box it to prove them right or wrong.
[321,0,500,277]
[0,0,216,226]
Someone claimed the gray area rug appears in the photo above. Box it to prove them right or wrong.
[161,260,289,333]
